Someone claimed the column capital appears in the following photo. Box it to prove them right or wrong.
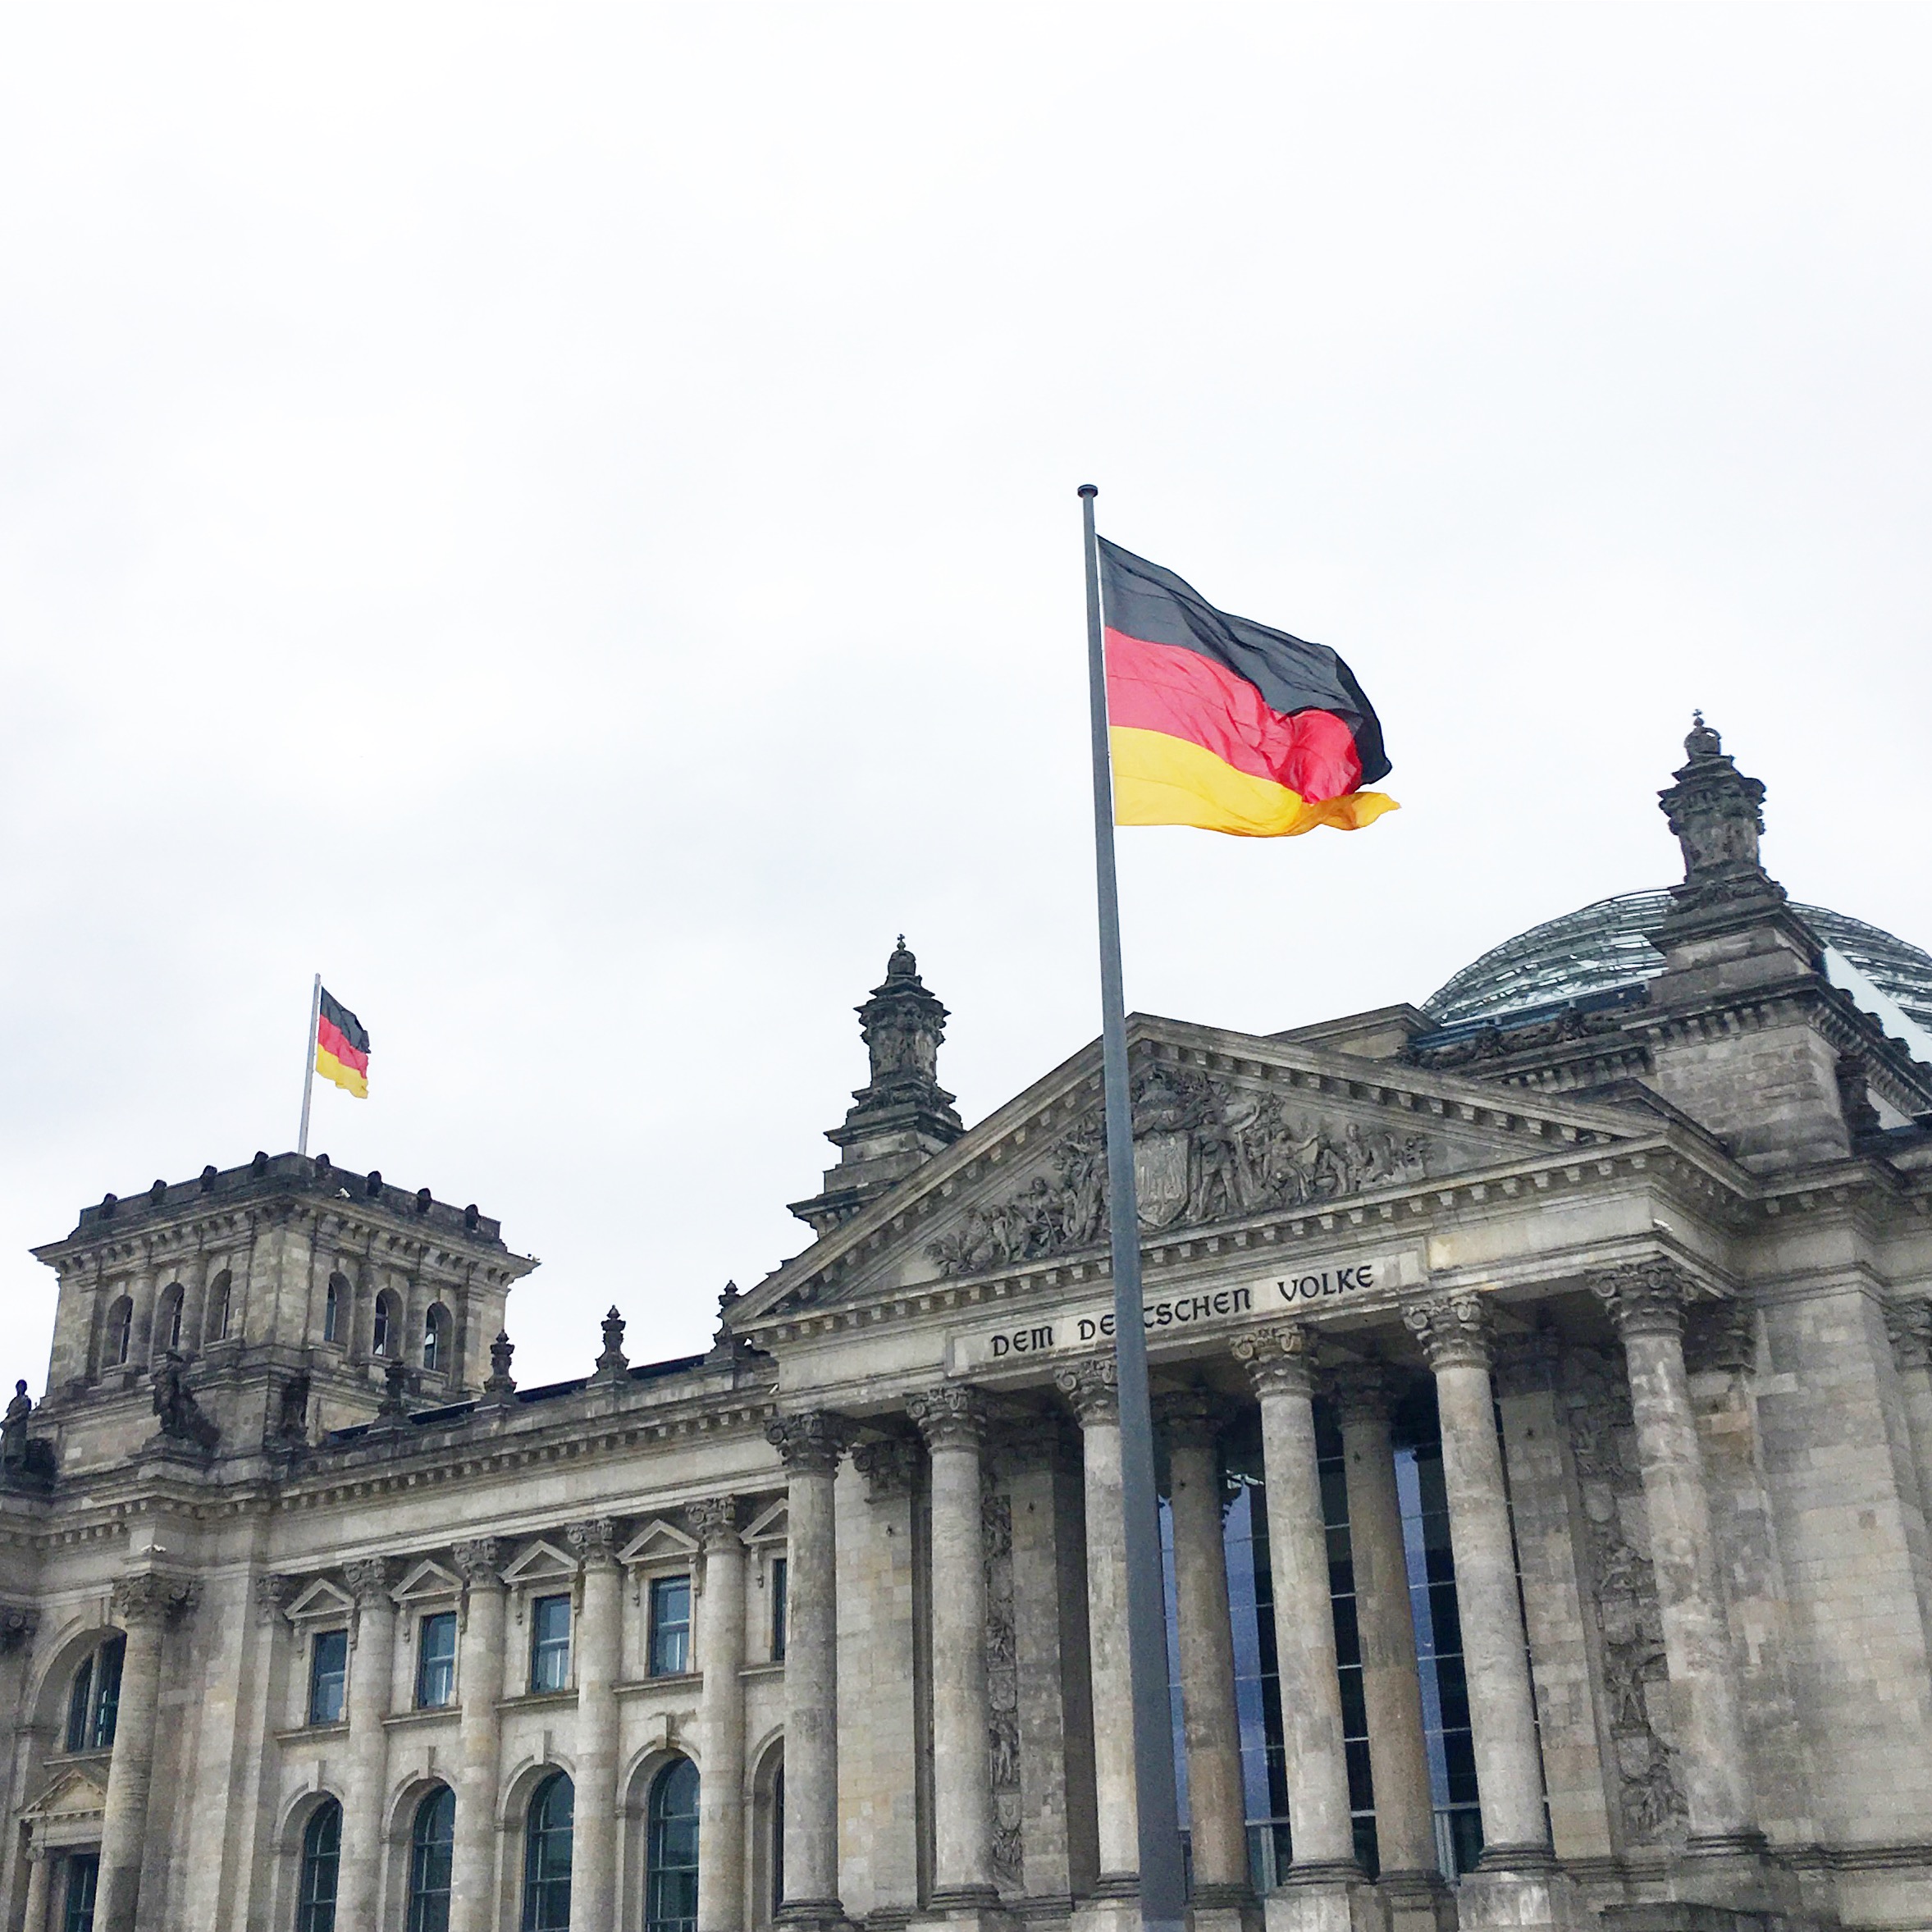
[906,1383,989,1451]
[452,1537,506,1588]
[1154,1386,1225,1450]
[683,1496,741,1548]
[1231,1322,1317,1397]
[1053,1356,1118,1424]
[1589,1259,1697,1339]
[765,1410,852,1473]
[1885,1297,1932,1372]
[255,1573,294,1624]
[0,1605,39,1653]
[111,1571,197,1628]
[343,1557,399,1607]
[1403,1291,1494,1371]
[1493,1326,1563,1399]
[852,1436,920,1501]
[1327,1359,1400,1424]
[566,1517,621,1568]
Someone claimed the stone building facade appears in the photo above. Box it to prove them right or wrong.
[3,719,1932,1932]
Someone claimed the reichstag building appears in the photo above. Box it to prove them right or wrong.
[4,719,1932,1932]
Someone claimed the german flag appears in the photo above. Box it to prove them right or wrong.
[1100,538,1396,838]
[315,989,370,1099]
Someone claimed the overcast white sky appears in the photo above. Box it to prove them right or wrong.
[3,5,1929,1394]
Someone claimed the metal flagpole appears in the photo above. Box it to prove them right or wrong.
[1078,484,1187,1932]
[297,972,322,1158]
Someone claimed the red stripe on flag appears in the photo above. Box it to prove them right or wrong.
[1104,628,1364,802]
[317,1015,370,1076]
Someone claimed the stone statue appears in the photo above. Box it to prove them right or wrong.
[1,1381,30,1467]
[151,1354,220,1452]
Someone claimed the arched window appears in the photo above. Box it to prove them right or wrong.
[407,1784,455,1932]
[422,1304,450,1377]
[324,1274,346,1345]
[521,1771,573,1931]
[646,1757,701,1932]
[108,1298,133,1369]
[63,1634,124,1752]
[158,1283,185,1354]
[207,1269,232,1343]
[372,1292,397,1359]
[297,1797,341,1932]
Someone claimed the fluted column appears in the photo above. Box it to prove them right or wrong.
[450,1539,508,1932]
[340,1558,400,1927]
[907,1385,1003,1910]
[1231,1325,1359,1879]
[692,1496,749,1932]
[766,1412,849,1930]
[1055,1358,1137,1892]
[1591,1266,1757,1850]
[1157,1391,1249,1909]
[1328,1364,1436,1884]
[98,1572,194,1932]
[569,1519,622,1931]
[1402,1293,1550,1865]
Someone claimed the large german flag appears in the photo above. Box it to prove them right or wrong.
[1100,538,1396,838]
[315,988,370,1099]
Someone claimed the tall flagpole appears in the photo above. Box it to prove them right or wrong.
[1079,484,1187,1932]
[297,972,322,1158]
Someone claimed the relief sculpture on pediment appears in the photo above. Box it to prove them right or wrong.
[926,1067,1428,1277]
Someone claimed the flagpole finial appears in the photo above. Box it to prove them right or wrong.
[1077,483,1097,499]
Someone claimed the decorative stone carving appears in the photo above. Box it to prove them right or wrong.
[374,1357,415,1421]
[1327,1359,1400,1423]
[685,1496,741,1547]
[1562,1345,1687,1844]
[1231,1322,1316,1395]
[906,1385,988,1451]
[1685,1299,1756,1377]
[1403,1293,1494,1372]
[343,1557,398,1606]
[925,1066,1429,1275]
[592,1308,629,1382]
[150,1354,219,1451]
[111,1573,197,1628]
[1656,715,1786,917]
[566,1518,620,1567]
[452,1538,505,1588]
[1412,1004,1628,1069]
[271,1372,311,1447]
[254,1574,293,1624]
[852,1436,920,1501]
[0,1605,39,1652]
[1885,1299,1932,1373]
[765,1411,850,1473]
[482,1331,518,1400]
[1053,1358,1118,1425]
[1,1381,30,1465]
[982,1479,1022,1890]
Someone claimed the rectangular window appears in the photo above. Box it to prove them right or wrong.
[649,1575,692,1677]
[62,1852,98,1932]
[770,1556,788,1662]
[529,1594,572,1693]
[64,1656,93,1753]
[309,1628,349,1725]
[416,1610,458,1709]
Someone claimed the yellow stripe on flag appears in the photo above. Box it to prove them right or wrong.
[1109,726,1398,838]
[315,1045,368,1099]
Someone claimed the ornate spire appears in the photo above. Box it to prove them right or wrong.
[1656,715,1786,920]
[856,938,952,1098]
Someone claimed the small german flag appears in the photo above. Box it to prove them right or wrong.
[315,989,370,1098]
[1100,538,1396,838]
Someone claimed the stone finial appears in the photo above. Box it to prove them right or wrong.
[905,1384,989,1451]
[1588,1259,1697,1339]
[686,1496,742,1546]
[1326,1359,1400,1424]
[1231,1322,1317,1395]
[1656,717,1786,918]
[592,1308,629,1382]
[861,939,948,1090]
[483,1331,518,1400]
[376,1357,414,1420]
[1885,1299,1932,1372]
[344,1557,399,1606]
[1054,1356,1119,1425]
[852,1436,920,1501]
[451,1538,505,1587]
[1154,1387,1224,1450]
[1403,1293,1495,1372]
[566,1518,619,1568]
[765,1411,851,1473]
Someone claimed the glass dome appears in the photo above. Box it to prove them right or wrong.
[1423,889,1932,1033]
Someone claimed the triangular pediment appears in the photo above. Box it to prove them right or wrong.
[738,1013,1661,1325]
[501,1539,577,1587]
[285,1578,355,1623]
[742,1498,788,1545]
[618,1519,698,1567]
[29,1768,108,1820]
[394,1560,462,1604]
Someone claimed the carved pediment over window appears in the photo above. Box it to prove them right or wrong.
[925,1067,1432,1277]
[27,1767,107,1823]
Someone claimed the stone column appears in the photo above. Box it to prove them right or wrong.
[691,1497,749,1932]
[340,1558,400,1927]
[568,1519,622,1932]
[1590,1267,1757,1852]
[1155,1391,1248,1919]
[766,1412,849,1930]
[907,1385,1003,1915]
[22,1846,49,1932]
[1886,1300,1932,1533]
[450,1539,508,1932]
[1329,1364,1441,1914]
[98,1572,194,1932]
[1231,1326,1360,1883]
[1401,1295,1551,1867]
[1054,1358,1137,1896]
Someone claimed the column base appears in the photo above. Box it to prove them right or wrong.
[1378,1868,1457,1932]
[1189,1880,1261,1932]
[1072,1890,1144,1932]
[1454,1857,1580,1932]
[779,1899,856,1932]
[1263,1866,1387,1932]
[910,1885,1017,1932]
[1674,1831,1805,1921]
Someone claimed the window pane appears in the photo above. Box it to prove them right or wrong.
[299,1801,341,1932]
[62,1852,98,1932]
[523,1774,573,1931]
[530,1596,571,1693]
[418,1613,458,1709]
[647,1759,701,1932]
[310,1629,349,1725]
[409,1786,455,1932]
[65,1656,93,1753]
[770,1557,788,1662]
[650,1577,692,1677]
[91,1638,123,1750]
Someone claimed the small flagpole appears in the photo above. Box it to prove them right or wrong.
[297,973,322,1158]
[1079,484,1187,1932]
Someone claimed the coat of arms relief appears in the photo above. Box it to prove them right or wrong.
[926,1066,1432,1277]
